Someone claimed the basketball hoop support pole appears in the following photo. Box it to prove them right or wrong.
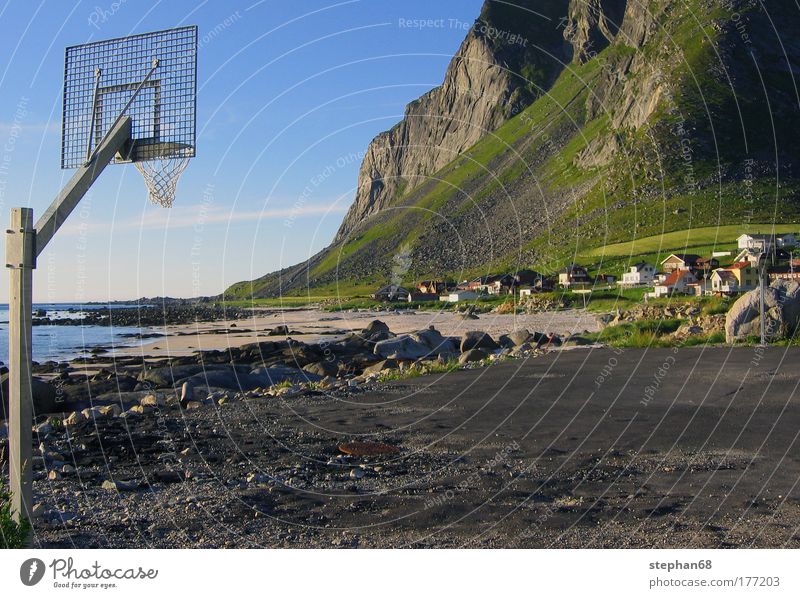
[5,116,131,526]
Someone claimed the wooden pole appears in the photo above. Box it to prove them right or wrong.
[4,117,131,527]
[6,207,35,524]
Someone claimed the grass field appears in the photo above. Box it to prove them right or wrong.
[579,224,798,259]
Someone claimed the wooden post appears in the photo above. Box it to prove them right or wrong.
[3,116,131,527]
[6,207,35,524]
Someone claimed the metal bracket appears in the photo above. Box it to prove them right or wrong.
[5,226,36,270]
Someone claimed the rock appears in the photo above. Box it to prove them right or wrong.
[31,503,45,519]
[363,359,399,376]
[562,335,594,347]
[101,479,139,492]
[34,421,53,435]
[61,463,75,474]
[460,331,499,353]
[246,472,270,485]
[81,406,106,420]
[303,360,339,377]
[63,411,86,426]
[48,470,61,480]
[268,325,291,336]
[350,468,365,479]
[154,470,184,484]
[180,381,194,408]
[410,327,459,357]
[138,364,227,387]
[140,394,165,407]
[725,280,800,343]
[362,320,390,337]
[459,348,488,364]
[184,401,203,410]
[507,329,532,347]
[251,365,322,387]
[373,335,430,360]
[511,342,534,356]
[1,374,59,415]
[99,404,122,417]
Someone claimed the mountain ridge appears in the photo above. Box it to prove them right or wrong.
[226,0,800,299]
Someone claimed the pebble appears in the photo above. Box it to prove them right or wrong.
[48,470,61,480]
[101,479,139,492]
[350,468,365,479]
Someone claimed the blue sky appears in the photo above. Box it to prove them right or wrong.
[0,0,484,301]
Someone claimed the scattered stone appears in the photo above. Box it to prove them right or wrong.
[48,470,61,480]
[459,348,488,364]
[350,468,365,480]
[184,401,203,410]
[140,394,165,407]
[63,411,86,426]
[101,479,139,492]
[34,421,53,435]
[363,359,399,376]
[99,404,122,417]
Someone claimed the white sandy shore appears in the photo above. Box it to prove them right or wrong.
[110,308,604,359]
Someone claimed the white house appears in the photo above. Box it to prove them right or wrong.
[442,291,480,303]
[736,233,796,253]
[651,269,697,298]
[619,262,656,287]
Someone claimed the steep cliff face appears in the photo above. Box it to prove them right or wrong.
[335,0,570,242]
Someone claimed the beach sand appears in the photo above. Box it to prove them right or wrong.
[111,308,604,358]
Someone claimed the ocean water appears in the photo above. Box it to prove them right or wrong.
[0,304,150,364]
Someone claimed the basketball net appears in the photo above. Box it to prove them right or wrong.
[134,154,189,208]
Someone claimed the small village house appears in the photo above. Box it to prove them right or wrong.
[442,290,480,303]
[559,264,591,288]
[710,261,759,295]
[619,262,656,287]
[660,254,718,276]
[416,281,453,295]
[737,233,796,254]
[651,269,697,298]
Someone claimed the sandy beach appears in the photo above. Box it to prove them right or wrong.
[111,307,604,359]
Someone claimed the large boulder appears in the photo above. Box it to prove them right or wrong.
[373,336,430,360]
[725,280,800,343]
[499,329,532,348]
[362,320,390,337]
[410,327,459,358]
[460,331,499,353]
[1,374,59,416]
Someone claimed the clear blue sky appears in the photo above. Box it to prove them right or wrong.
[0,0,483,301]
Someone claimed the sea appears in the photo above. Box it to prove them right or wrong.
[0,303,151,364]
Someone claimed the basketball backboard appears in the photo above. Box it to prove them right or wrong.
[61,25,197,169]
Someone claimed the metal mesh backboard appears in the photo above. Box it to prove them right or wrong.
[61,26,197,169]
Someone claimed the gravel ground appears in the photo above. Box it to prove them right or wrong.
[24,346,800,548]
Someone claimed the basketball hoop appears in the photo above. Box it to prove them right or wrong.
[61,26,198,208]
[132,143,192,207]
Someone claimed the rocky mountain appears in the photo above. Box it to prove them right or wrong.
[335,0,570,243]
[226,0,800,299]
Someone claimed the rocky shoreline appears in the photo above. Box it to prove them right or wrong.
[30,304,253,327]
